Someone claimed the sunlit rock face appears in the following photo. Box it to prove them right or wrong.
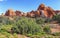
[5,9,16,16]
[27,10,35,17]
[54,10,60,15]
[5,4,59,18]
[30,10,35,17]
[46,7,55,18]
[34,10,41,17]
[22,13,27,16]
[37,4,55,18]
[27,10,41,17]
[26,4,55,18]
[37,4,45,10]
[15,10,23,16]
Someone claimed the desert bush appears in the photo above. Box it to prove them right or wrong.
[43,25,51,34]
[52,14,60,23]
[26,34,33,37]
[0,16,8,25]
[52,32,60,36]
[30,35,40,38]
[11,17,42,35]
[0,16,15,25]
[0,32,17,38]
[45,36,53,38]
[36,17,45,24]
[0,25,13,32]
[45,18,52,23]
[13,33,18,38]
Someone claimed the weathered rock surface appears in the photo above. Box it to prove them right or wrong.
[37,4,45,10]
[37,4,55,18]
[5,9,16,16]
[5,4,60,18]
[15,10,23,16]
[54,10,60,15]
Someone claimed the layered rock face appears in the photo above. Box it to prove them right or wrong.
[15,10,23,16]
[37,4,55,18]
[5,4,59,18]
[54,10,60,15]
[38,4,45,10]
[26,10,41,17]
[26,4,56,18]
[34,10,41,17]
[5,9,23,17]
[5,9,16,16]
[27,10,35,17]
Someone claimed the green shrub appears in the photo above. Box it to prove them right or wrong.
[12,17,42,35]
[0,32,17,38]
[13,33,18,38]
[30,35,41,38]
[45,18,52,23]
[45,36,53,38]
[43,25,51,34]
[52,14,60,23]
[36,17,45,24]
[52,32,60,36]
[26,34,33,37]
[0,16,15,25]
[0,25,13,33]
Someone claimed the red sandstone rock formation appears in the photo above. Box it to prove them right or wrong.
[34,10,41,17]
[22,13,27,16]
[5,9,16,16]
[38,4,45,10]
[46,7,55,18]
[27,10,41,17]
[27,4,55,18]
[37,4,55,18]
[27,10,35,17]
[15,10,23,16]
[5,4,59,18]
[54,10,60,14]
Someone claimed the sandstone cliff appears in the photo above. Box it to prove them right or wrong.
[15,10,23,16]
[5,9,16,16]
[37,4,55,18]
[5,4,60,18]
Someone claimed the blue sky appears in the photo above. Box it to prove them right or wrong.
[0,0,60,14]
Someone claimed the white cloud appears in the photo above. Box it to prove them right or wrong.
[0,0,4,1]
[0,0,7,2]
